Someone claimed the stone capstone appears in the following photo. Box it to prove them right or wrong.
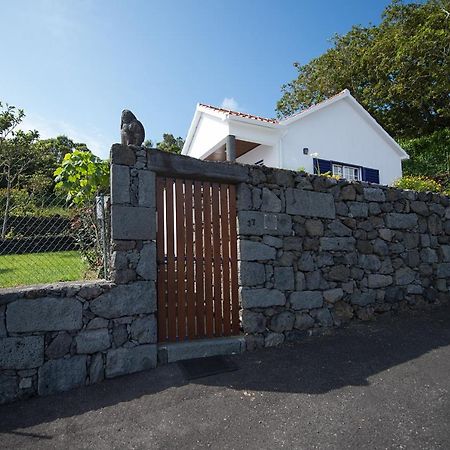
[285,189,336,219]
[38,356,87,396]
[0,336,44,369]
[105,345,157,378]
[90,282,156,318]
[7,297,82,333]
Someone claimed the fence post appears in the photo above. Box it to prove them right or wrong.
[96,194,110,280]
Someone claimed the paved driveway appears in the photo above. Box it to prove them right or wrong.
[1,306,450,449]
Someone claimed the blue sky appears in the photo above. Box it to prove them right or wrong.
[2,0,395,158]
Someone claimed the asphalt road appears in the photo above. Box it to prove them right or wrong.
[1,306,450,450]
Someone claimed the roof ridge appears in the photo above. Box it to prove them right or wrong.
[279,89,350,122]
[198,90,350,125]
[198,103,278,124]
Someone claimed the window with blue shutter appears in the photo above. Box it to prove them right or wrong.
[313,158,332,174]
[313,158,380,184]
[362,167,380,184]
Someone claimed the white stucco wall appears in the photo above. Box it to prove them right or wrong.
[187,114,228,159]
[236,144,279,167]
[280,98,403,185]
[185,97,405,186]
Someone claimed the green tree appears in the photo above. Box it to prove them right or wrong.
[277,0,450,140]
[401,128,450,177]
[35,135,90,165]
[0,102,40,237]
[54,150,109,205]
[156,133,184,154]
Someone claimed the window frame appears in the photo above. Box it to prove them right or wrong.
[331,161,361,181]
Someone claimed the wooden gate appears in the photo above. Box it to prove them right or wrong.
[156,177,240,342]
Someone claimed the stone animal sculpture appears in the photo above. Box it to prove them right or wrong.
[120,109,145,146]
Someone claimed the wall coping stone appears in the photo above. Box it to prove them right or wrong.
[0,280,113,306]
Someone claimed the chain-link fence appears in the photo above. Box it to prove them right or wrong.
[0,189,110,288]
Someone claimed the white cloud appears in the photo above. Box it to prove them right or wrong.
[220,97,242,111]
[19,114,109,158]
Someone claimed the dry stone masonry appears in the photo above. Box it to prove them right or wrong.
[0,281,157,404]
[237,166,450,349]
[0,143,159,404]
[2,145,450,404]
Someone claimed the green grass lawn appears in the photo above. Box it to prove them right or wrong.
[0,251,89,288]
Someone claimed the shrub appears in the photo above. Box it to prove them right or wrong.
[393,175,443,193]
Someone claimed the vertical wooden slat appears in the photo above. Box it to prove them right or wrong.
[211,183,223,336]
[220,184,232,336]
[166,179,177,341]
[156,177,167,341]
[203,182,214,337]
[228,184,240,334]
[175,179,186,341]
[194,181,205,337]
[185,180,195,339]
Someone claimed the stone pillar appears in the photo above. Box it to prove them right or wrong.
[109,144,157,286]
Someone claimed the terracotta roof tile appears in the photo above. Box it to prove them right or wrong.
[198,103,278,124]
[198,90,349,125]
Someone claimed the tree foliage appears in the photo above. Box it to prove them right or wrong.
[401,128,450,176]
[0,102,41,237]
[277,0,450,140]
[156,133,184,154]
[54,150,109,205]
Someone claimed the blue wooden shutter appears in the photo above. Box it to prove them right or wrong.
[313,158,332,175]
[362,167,380,184]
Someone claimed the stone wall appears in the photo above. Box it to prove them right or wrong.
[3,144,450,403]
[237,165,450,349]
[0,143,161,404]
[0,281,157,404]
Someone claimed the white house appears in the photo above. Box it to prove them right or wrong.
[182,89,409,186]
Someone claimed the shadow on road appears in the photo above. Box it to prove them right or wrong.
[1,305,449,435]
